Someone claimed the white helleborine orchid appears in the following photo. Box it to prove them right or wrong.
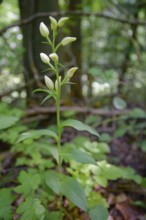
[49,16,58,30]
[66,67,78,78]
[40,53,50,64]
[49,53,58,63]
[44,76,54,90]
[61,37,76,46]
[39,22,49,38]
[58,17,69,27]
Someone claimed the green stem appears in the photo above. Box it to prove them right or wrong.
[52,46,62,173]
[56,66,62,172]
[51,30,63,214]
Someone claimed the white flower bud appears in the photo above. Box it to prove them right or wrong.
[44,76,54,90]
[58,17,69,27]
[39,22,49,38]
[49,53,58,63]
[40,53,50,64]
[66,67,78,78]
[55,76,61,90]
[61,37,77,46]
[49,16,58,30]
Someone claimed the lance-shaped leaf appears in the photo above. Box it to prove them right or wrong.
[62,144,96,165]
[88,205,108,220]
[33,88,56,100]
[40,95,52,105]
[45,171,60,194]
[45,172,88,211]
[60,176,88,212]
[62,119,99,137]
[33,88,50,94]
[17,129,58,142]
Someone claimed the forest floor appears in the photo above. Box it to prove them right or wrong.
[107,137,146,220]
[1,121,146,220]
[60,122,146,220]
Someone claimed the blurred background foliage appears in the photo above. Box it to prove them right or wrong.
[0,0,146,107]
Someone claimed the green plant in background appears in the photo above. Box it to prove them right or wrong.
[16,16,108,219]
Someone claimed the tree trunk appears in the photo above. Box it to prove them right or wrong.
[68,0,83,101]
[18,0,59,107]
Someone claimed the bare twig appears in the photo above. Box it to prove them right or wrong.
[0,11,146,36]
[26,106,130,116]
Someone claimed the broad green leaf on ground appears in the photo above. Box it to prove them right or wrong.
[87,191,108,208]
[45,171,60,194]
[47,211,64,220]
[84,142,110,154]
[0,188,15,220]
[60,176,88,211]
[129,108,146,118]
[113,96,127,110]
[121,167,142,184]
[17,197,45,220]
[73,135,89,147]
[14,171,41,197]
[0,115,19,130]
[93,161,123,187]
[88,205,108,220]
[93,160,142,187]
[99,133,112,143]
[17,129,58,142]
[62,119,99,137]
[62,144,96,165]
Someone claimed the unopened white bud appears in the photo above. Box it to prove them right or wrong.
[39,22,49,38]
[58,17,69,27]
[49,53,58,63]
[44,76,54,90]
[49,16,58,30]
[55,76,61,90]
[66,67,78,78]
[40,53,50,64]
[61,37,76,46]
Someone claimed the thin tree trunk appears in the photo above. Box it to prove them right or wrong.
[18,0,59,107]
[68,0,83,101]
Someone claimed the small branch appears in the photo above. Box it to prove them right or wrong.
[1,11,146,36]
[26,106,130,116]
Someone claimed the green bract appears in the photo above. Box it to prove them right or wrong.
[49,53,58,63]
[61,37,77,46]
[58,17,69,27]
[49,16,58,30]
[66,67,78,78]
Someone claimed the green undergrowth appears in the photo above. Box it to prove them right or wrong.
[0,101,145,219]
